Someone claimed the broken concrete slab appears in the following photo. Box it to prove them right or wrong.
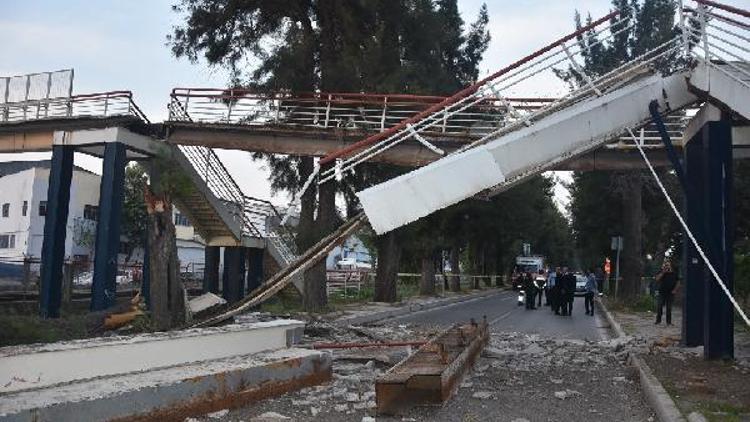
[0,348,331,422]
[0,319,305,394]
[188,292,227,315]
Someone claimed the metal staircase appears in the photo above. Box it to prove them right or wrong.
[168,103,301,289]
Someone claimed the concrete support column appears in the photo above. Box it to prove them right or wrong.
[39,145,75,318]
[91,142,127,311]
[203,246,220,294]
[702,120,734,360]
[222,247,246,304]
[246,247,264,293]
[682,135,705,347]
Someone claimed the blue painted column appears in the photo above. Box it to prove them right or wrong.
[702,120,734,360]
[39,145,75,318]
[203,246,220,294]
[682,133,705,347]
[91,142,127,311]
[222,247,246,304]
[246,247,264,293]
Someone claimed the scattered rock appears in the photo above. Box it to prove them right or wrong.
[362,417,376,422]
[346,392,360,402]
[310,407,320,417]
[206,409,229,419]
[554,389,581,400]
[334,404,349,412]
[249,412,291,421]
[472,391,493,399]
[687,411,708,422]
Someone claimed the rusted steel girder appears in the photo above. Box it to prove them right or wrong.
[375,318,489,415]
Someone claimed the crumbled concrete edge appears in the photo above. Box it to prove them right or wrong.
[597,298,686,422]
[335,288,505,326]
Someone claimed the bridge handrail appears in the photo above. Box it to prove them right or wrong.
[685,0,750,89]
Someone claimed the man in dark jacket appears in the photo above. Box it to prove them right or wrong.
[523,272,537,310]
[655,261,678,325]
[560,269,576,316]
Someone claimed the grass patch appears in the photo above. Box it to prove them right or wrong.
[697,401,749,422]
[0,313,96,346]
[604,295,656,314]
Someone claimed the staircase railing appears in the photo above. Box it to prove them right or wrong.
[172,101,298,258]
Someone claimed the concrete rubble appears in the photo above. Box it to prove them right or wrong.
[194,322,656,421]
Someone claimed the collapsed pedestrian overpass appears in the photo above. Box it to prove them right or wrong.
[0,0,748,358]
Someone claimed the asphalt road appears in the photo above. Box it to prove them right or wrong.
[388,289,610,341]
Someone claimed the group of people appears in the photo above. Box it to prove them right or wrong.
[518,267,599,316]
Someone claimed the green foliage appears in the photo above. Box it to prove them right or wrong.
[122,164,149,259]
[563,1,682,272]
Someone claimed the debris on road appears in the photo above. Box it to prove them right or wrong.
[375,318,489,415]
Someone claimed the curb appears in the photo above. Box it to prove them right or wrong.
[335,288,505,326]
[597,298,686,422]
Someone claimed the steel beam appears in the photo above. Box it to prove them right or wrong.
[682,134,705,347]
[39,145,75,318]
[246,247,264,293]
[203,246,220,294]
[702,119,734,360]
[222,247,246,304]
[91,142,127,311]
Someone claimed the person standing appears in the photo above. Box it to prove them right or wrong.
[655,261,678,325]
[560,270,576,316]
[594,266,605,294]
[523,272,536,310]
[546,267,558,308]
[584,270,598,316]
[535,270,546,308]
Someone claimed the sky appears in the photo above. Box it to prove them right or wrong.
[3,0,740,209]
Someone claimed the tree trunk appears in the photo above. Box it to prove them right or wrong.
[296,156,316,250]
[619,174,643,302]
[303,161,337,312]
[374,230,401,302]
[449,246,461,292]
[419,253,436,296]
[145,190,185,330]
[486,242,498,287]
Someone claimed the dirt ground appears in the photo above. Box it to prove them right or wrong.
[644,352,750,421]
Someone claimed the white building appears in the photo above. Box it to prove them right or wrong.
[0,161,205,278]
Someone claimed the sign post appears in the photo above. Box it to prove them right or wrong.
[611,236,623,298]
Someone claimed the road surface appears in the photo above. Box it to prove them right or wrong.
[388,289,610,341]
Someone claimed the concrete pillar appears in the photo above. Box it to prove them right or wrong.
[91,142,127,311]
[246,247,264,293]
[702,120,734,360]
[39,145,75,318]
[682,134,705,347]
[222,247,246,304]
[203,246,220,294]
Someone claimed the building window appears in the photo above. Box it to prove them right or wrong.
[83,205,99,221]
[174,213,190,227]
[1,203,8,218]
[39,201,47,216]
[0,234,15,249]
[22,201,28,217]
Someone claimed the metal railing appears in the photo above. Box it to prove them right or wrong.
[176,143,298,259]
[684,0,750,88]
[168,88,553,138]
[313,9,690,185]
